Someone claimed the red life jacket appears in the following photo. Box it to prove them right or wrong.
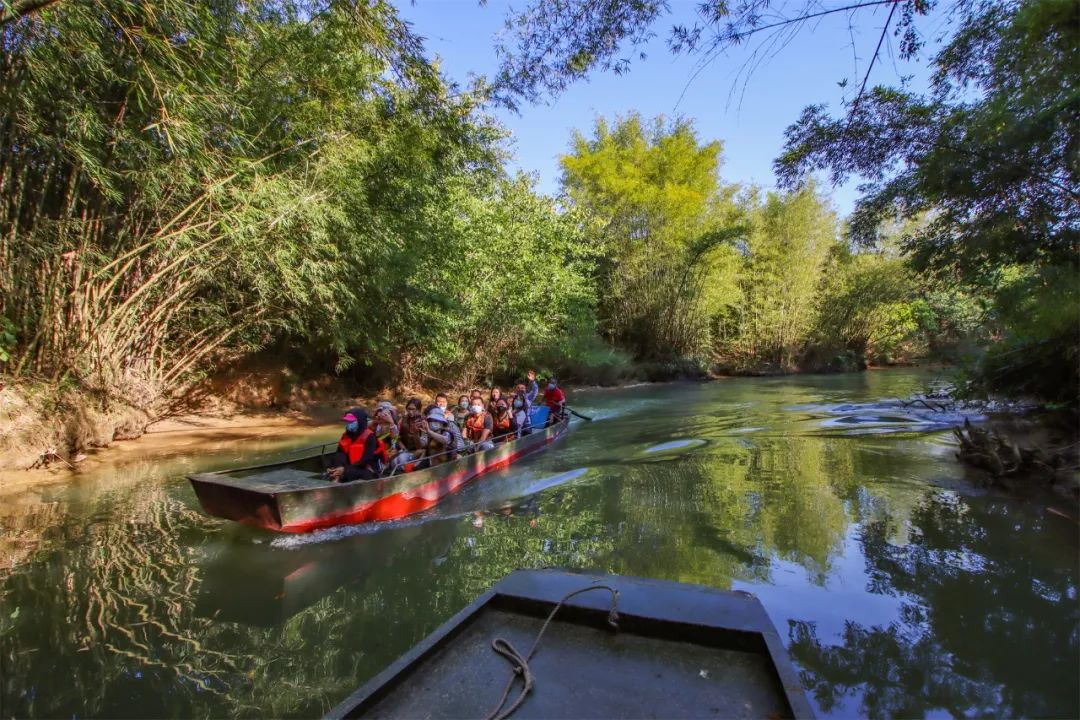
[374,436,388,465]
[339,429,373,466]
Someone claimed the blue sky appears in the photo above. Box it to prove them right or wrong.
[398,1,945,217]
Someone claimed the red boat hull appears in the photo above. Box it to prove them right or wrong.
[188,417,569,532]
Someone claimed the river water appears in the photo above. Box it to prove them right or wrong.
[1,370,1077,718]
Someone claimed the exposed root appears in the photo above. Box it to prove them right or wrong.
[953,418,1079,494]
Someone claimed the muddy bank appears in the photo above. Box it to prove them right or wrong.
[0,407,340,495]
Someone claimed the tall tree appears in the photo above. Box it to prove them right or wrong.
[559,113,743,359]
[775,0,1079,400]
[714,186,837,368]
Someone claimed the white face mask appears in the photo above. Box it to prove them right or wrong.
[471,404,484,414]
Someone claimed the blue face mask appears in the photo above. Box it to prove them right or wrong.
[345,421,359,433]
[547,383,556,390]
[513,400,523,409]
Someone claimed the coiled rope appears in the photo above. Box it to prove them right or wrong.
[484,584,620,720]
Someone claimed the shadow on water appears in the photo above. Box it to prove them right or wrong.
[0,369,1076,719]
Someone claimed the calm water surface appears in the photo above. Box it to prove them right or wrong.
[1,370,1077,718]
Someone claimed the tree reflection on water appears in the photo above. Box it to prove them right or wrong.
[1,372,1077,719]
[790,491,1079,718]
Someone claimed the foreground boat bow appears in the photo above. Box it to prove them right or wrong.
[326,569,814,719]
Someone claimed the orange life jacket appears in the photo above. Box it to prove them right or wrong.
[465,412,488,441]
[492,413,512,434]
[339,429,373,466]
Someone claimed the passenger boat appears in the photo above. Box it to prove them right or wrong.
[326,569,815,719]
[187,415,570,533]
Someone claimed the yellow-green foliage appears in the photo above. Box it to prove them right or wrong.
[560,113,745,359]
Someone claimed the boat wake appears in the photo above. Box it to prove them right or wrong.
[643,438,708,454]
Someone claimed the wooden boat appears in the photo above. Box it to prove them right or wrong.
[188,416,570,533]
[326,569,815,719]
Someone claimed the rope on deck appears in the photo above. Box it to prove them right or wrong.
[483,584,620,720]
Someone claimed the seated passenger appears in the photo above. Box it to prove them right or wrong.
[491,399,515,443]
[543,377,566,425]
[325,408,379,482]
[511,392,532,437]
[454,394,471,428]
[395,397,429,471]
[464,397,494,452]
[370,404,399,473]
[375,399,399,424]
[435,393,453,422]
[487,386,504,416]
[425,405,465,464]
[513,381,530,408]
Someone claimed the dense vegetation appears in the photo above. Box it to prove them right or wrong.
[0,0,595,413]
[0,0,1072,464]
[494,0,1079,403]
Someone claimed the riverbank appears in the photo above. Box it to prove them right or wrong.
[0,406,335,495]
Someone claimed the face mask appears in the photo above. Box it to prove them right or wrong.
[547,383,556,390]
[437,401,446,409]
[513,400,523,409]
[459,400,469,409]
[471,404,484,414]
[345,421,359,433]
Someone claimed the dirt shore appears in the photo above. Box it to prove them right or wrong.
[0,406,341,496]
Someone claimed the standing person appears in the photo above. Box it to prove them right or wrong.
[511,392,532,437]
[464,397,494,451]
[543,377,566,424]
[525,369,539,406]
[325,408,379,482]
